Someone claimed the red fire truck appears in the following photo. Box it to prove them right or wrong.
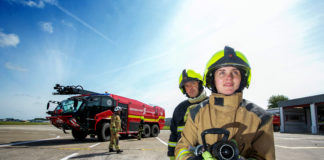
[266,108,280,132]
[46,84,165,141]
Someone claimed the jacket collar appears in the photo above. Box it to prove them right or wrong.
[209,92,243,109]
[188,90,208,103]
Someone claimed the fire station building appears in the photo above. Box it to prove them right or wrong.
[278,94,324,134]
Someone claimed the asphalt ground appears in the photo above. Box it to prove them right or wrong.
[0,125,324,160]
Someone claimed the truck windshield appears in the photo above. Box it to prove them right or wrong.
[57,99,82,113]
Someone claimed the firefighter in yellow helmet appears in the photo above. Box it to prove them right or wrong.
[109,106,123,153]
[168,69,208,160]
[175,46,275,160]
[137,116,145,140]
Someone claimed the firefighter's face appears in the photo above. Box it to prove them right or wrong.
[214,66,241,95]
[184,80,199,98]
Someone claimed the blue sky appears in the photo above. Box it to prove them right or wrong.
[1,0,324,120]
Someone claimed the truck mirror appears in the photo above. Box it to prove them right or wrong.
[47,102,50,110]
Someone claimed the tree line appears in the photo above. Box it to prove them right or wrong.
[267,94,289,109]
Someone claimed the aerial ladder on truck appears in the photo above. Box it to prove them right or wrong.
[52,84,98,95]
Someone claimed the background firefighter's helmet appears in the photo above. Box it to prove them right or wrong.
[114,106,122,112]
[203,46,251,93]
[179,69,204,97]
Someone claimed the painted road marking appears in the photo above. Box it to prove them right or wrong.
[155,137,167,146]
[59,143,101,159]
[60,153,79,160]
[0,136,61,147]
[59,148,90,150]
[276,137,324,140]
[276,145,324,149]
[59,143,101,150]
[89,143,101,148]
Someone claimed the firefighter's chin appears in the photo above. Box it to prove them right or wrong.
[220,88,236,95]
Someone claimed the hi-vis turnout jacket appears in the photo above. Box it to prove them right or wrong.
[110,113,121,133]
[168,91,207,157]
[175,93,275,160]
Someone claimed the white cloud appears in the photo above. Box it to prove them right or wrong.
[23,0,45,8]
[39,22,53,33]
[5,62,28,72]
[0,31,20,47]
[7,0,45,8]
[7,0,59,8]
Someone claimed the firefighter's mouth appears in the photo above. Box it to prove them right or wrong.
[224,83,234,87]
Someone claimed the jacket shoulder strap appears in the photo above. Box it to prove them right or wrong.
[190,98,209,122]
[241,99,272,129]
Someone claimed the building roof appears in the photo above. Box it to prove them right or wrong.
[279,94,324,108]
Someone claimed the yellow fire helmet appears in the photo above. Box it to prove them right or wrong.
[179,69,203,95]
[203,46,251,93]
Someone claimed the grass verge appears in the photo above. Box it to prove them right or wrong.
[163,125,170,130]
[0,121,50,125]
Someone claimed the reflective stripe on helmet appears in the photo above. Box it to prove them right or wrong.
[114,106,122,112]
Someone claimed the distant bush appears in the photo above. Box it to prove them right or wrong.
[163,125,170,130]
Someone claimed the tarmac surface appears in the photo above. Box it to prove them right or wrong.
[0,125,324,160]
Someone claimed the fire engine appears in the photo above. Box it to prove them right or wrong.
[46,84,165,141]
[266,108,280,132]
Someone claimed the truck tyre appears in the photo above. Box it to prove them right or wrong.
[151,124,159,137]
[143,124,151,138]
[72,129,87,141]
[97,122,110,141]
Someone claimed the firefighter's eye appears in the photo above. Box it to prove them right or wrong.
[216,70,226,77]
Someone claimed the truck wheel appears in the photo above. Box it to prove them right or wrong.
[72,129,87,141]
[143,124,151,138]
[273,125,280,132]
[97,123,110,141]
[151,124,159,137]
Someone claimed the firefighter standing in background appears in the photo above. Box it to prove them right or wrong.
[175,46,275,160]
[168,69,208,160]
[109,106,123,153]
[137,116,145,140]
